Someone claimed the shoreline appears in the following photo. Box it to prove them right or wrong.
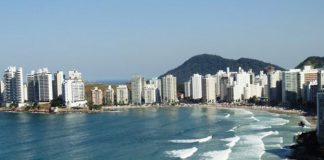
[0,103,317,127]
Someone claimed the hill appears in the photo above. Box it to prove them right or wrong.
[296,56,324,69]
[160,54,285,83]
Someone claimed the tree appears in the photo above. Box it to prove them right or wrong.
[50,96,65,107]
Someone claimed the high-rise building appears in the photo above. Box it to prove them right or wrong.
[318,70,324,90]
[116,85,128,105]
[144,84,156,104]
[131,75,145,105]
[184,81,191,98]
[105,85,114,105]
[282,69,301,104]
[162,74,177,103]
[149,78,162,103]
[3,66,24,107]
[91,87,103,105]
[267,70,282,105]
[36,68,53,102]
[26,68,53,102]
[0,80,4,104]
[53,71,64,98]
[191,74,202,100]
[63,70,87,108]
[202,74,216,103]
[23,83,28,101]
[317,90,324,144]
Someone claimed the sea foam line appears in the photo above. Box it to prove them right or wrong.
[201,149,231,160]
[165,147,198,159]
[169,135,212,144]
[225,114,230,118]
[221,135,241,148]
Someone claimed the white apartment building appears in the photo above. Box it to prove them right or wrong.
[191,73,202,100]
[53,71,64,98]
[116,85,128,105]
[268,70,282,103]
[131,75,145,105]
[144,84,156,104]
[63,70,87,108]
[162,74,177,103]
[36,68,53,102]
[202,74,216,103]
[3,66,24,107]
[105,85,114,105]
[91,87,103,105]
[184,81,191,98]
[149,78,162,102]
[282,69,301,104]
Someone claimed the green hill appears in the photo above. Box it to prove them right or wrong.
[296,56,324,69]
[160,54,285,83]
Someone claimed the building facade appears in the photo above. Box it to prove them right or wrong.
[3,66,24,106]
[317,90,324,144]
[116,85,128,105]
[63,70,87,108]
[144,84,156,104]
[91,87,103,105]
[162,74,177,103]
[191,74,202,100]
[53,71,64,98]
[105,85,114,105]
[131,75,145,105]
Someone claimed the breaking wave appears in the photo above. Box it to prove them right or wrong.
[201,149,231,160]
[165,147,198,159]
[169,135,212,144]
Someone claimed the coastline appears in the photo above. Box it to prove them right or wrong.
[0,103,316,127]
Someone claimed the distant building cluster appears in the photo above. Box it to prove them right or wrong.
[0,66,86,108]
[89,74,178,106]
[183,66,324,107]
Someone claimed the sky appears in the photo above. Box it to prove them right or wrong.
[0,0,323,81]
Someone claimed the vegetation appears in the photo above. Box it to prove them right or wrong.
[160,54,285,83]
[291,130,324,159]
[50,96,64,107]
[296,56,324,69]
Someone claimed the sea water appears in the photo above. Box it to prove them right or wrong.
[0,107,312,160]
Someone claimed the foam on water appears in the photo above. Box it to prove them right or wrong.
[243,124,272,130]
[234,131,279,159]
[265,137,284,144]
[169,135,212,144]
[250,116,260,121]
[227,126,239,132]
[221,135,241,148]
[225,114,230,118]
[233,108,253,116]
[201,149,231,160]
[165,147,198,159]
[263,117,290,126]
[299,116,312,126]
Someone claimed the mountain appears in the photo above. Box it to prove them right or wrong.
[160,54,285,83]
[296,56,324,69]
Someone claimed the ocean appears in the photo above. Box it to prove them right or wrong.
[0,107,311,160]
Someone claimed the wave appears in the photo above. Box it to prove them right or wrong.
[165,147,198,159]
[221,135,240,148]
[262,117,290,126]
[300,116,312,126]
[243,124,272,130]
[231,131,279,159]
[266,137,283,144]
[227,125,239,132]
[169,135,212,144]
[225,114,230,118]
[250,116,260,121]
[201,149,231,160]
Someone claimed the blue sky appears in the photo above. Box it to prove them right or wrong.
[0,0,323,81]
